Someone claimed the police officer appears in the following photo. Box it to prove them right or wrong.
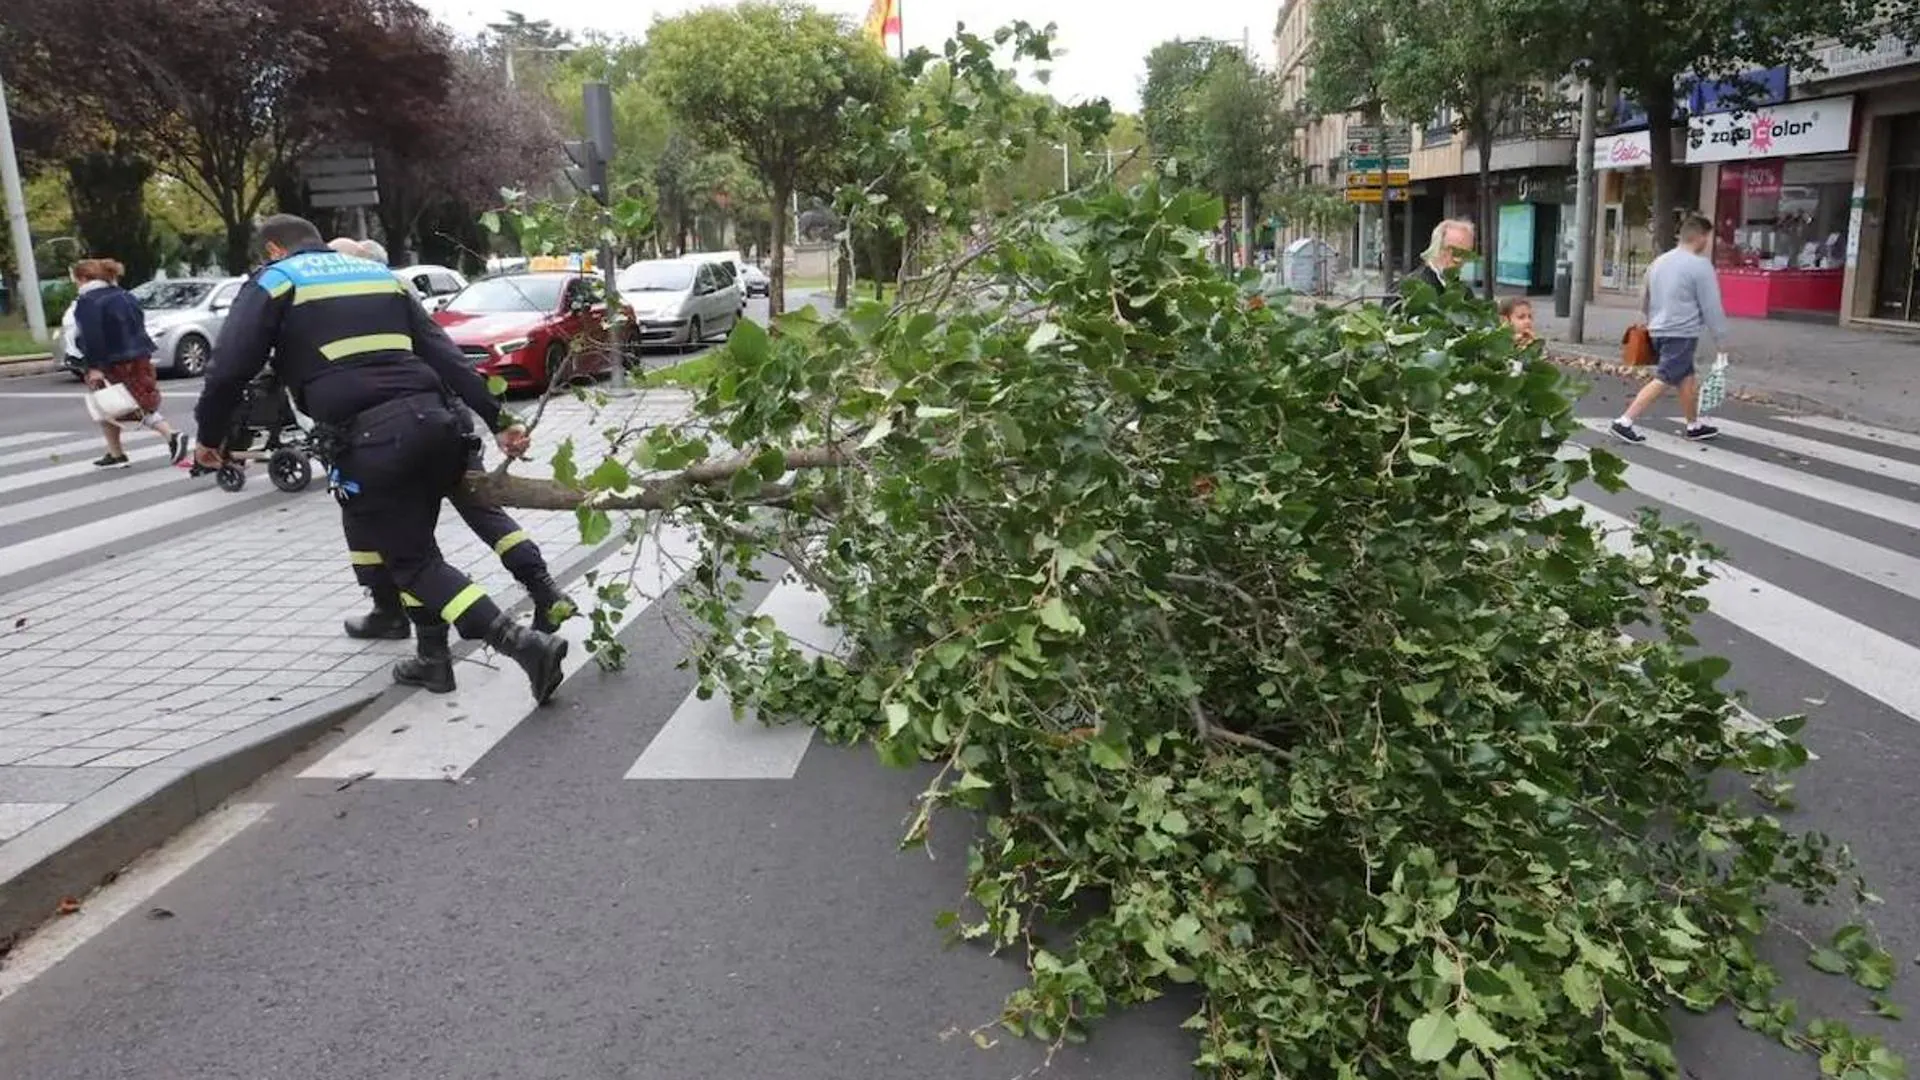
[195,215,569,705]
[322,238,574,670]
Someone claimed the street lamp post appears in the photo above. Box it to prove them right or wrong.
[0,65,48,344]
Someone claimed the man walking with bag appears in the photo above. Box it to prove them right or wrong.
[1611,213,1728,444]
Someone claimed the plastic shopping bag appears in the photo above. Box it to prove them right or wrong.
[1697,352,1729,414]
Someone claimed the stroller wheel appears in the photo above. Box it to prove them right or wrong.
[269,448,313,493]
[216,464,247,493]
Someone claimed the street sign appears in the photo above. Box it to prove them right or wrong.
[299,144,378,210]
[1347,169,1412,187]
[1345,187,1412,203]
[1345,125,1413,157]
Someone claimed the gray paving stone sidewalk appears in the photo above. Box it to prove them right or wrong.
[0,389,695,845]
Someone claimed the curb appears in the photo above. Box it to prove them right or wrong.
[0,686,379,946]
[0,356,56,379]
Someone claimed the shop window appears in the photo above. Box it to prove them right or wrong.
[1714,158,1854,270]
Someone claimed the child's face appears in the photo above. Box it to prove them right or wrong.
[1507,305,1535,341]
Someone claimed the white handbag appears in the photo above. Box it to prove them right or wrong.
[83,382,142,424]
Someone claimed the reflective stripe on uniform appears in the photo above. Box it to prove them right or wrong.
[441,584,488,623]
[492,530,530,556]
[349,550,384,566]
[320,333,412,361]
[261,273,294,299]
[399,592,424,608]
[295,278,405,305]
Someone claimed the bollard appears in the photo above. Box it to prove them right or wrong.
[1553,261,1573,319]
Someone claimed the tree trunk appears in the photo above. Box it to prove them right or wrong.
[222,218,253,275]
[768,180,789,318]
[1241,194,1256,271]
[1477,120,1496,301]
[1643,79,1681,255]
[833,243,850,310]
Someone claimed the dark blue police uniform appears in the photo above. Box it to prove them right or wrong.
[195,245,568,704]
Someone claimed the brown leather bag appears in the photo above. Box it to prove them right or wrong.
[1621,324,1656,367]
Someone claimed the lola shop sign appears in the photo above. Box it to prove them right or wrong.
[1688,95,1855,162]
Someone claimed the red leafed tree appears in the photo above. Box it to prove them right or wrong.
[369,47,560,266]
[12,0,454,272]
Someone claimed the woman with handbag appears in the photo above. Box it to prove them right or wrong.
[71,258,189,468]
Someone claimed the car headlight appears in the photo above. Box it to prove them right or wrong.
[495,338,530,356]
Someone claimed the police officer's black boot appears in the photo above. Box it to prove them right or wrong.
[392,622,456,694]
[344,587,412,641]
[520,570,575,635]
[485,613,569,705]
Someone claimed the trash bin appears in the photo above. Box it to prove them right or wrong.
[1553,261,1572,318]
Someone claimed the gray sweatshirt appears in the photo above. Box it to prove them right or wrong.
[1642,247,1730,340]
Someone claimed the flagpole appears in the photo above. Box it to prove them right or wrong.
[896,0,904,60]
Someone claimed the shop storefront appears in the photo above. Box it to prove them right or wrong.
[1589,130,1695,295]
[1693,95,1858,320]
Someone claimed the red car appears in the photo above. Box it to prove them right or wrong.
[431,271,635,392]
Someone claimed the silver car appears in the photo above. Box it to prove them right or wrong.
[619,259,743,350]
[59,276,245,379]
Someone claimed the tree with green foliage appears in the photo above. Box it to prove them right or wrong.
[67,150,161,286]
[646,1,897,316]
[466,28,1904,1076]
[1140,39,1231,185]
[1196,51,1292,269]
[1564,0,1891,252]
[1373,0,1570,298]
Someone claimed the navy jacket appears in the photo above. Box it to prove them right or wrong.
[196,245,504,441]
[72,285,156,368]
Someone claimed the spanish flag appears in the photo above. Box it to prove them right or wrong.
[863,0,900,48]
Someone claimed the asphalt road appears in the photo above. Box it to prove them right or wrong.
[4,370,1920,1077]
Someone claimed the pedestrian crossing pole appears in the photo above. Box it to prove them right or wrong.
[0,66,48,344]
[1570,77,1599,344]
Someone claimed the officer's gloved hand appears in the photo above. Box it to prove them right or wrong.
[495,424,530,460]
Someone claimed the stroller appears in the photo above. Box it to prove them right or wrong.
[188,370,320,494]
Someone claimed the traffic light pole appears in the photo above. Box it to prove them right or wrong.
[0,67,48,344]
[564,83,626,394]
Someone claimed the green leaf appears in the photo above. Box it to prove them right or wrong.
[859,415,895,449]
[574,505,612,545]
[485,374,509,398]
[1025,322,1062,352]
[587,457,632,491]
[1158,809,1190,836]
[1808,948,1850,975]
[885,702,912,736]
[1037,597,1085,635]
[752,445,789,481]
[1455,1005,1511,1052]
[1561,965,1599,1011]
[478,211,501,235]
[1401,680,1442,706]
[1407,1010,1458,1063]
[550,439,580,489]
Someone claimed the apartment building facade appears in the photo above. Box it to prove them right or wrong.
[1275,6,1919,328]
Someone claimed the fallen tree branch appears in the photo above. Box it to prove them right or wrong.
[461,442,854,511]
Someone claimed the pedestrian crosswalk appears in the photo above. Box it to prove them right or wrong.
[10,397,1920,797]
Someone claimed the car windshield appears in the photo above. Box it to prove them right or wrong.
[443,276,567,314]
[132,281,213,310]
[621,262,695,292]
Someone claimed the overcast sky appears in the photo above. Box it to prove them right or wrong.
[416,0,1278,112]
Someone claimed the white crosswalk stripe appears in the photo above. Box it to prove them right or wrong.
[1566,498,1920,720]
[301,524,703,781]
[1775,414,1920,455]
[0,435,108,470]
[1575,419,1920,532]
[624,575,834,781]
